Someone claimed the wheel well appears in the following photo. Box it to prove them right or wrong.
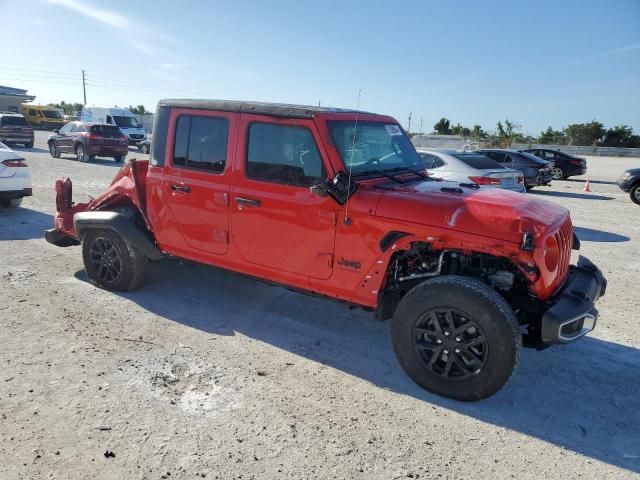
[376,241,536,322]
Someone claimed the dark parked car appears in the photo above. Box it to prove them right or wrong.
[0,113,34,148]
[475,149,553,189]
[617,168,640,205]
[47,122,129,163]
[520,148,587,180]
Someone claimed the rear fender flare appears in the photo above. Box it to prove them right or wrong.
[73,211,163,261]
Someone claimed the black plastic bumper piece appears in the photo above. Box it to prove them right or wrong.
[540,256,607,345]
[44,228,80,247]
[73,211,164,261]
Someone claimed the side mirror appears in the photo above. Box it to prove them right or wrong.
[311,171,357,205]
[53,129,59,134]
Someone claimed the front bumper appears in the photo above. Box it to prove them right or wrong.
[540,256,607,344]
[617,178,632,192]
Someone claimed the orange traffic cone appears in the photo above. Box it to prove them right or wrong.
[583,178,592,192]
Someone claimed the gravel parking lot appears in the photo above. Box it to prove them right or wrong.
[1,131,639,479]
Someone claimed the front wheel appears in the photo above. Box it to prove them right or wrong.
[630,184,640,205]
[81,229,147,291]
[391,276,521,401]
[49,142,61,158]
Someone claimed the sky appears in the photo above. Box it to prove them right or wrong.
[2,0,639,135]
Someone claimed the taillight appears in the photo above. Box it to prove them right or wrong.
[468,176,500,185]
[570,159,582,166]
[87,134,100,144]
[517,176,524,184]
[2,159,27,167]
[121,136,128,143]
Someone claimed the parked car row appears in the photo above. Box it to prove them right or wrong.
[0,142,32,208]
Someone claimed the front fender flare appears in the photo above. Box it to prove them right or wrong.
[73,211,163,261]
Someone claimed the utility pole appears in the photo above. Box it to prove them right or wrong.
[408,111,412,134]
[82,70,87,105]
[419,117,423,135]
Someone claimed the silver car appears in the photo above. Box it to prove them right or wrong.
[418,149,526,193]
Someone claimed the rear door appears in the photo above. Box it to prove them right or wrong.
[155,108,235,256]
[230,114,337,280]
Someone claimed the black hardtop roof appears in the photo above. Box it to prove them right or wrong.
[158,99,375,119]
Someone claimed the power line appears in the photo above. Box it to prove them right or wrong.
[0,67,78,77]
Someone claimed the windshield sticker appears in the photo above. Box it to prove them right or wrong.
[385,124,403,136]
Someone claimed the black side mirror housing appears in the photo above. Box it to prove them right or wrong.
[312,171,357,205]
[53,129,59,134]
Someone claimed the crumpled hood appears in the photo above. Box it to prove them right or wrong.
[374,180,569,243]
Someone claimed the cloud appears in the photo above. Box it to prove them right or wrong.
[47,0,129,29]
[160,63,189,70]
[46,0,175,57]
[572,43,640,63]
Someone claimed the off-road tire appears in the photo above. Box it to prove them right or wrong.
[630,184,640,205]
[391,275,521,401]
[0,198,22,208]
[82,229,147,291]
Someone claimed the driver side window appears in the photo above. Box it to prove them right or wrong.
[246,123,326,187]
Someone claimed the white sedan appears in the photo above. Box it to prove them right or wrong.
[418,148,526,193]
[0,142,32,208]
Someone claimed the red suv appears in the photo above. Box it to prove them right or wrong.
[45,100,606,401]
[48,122,129,162]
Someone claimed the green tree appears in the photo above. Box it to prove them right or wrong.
[49,101,84,116]
[471,124,486,140]
[433,118,451,135]
[564,121,605,145]
[128,104,149,115]
[496,119,521,147]
[601,125,636,147]
[538,126,567,145]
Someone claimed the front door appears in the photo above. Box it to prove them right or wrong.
[230,115,337,280]
[155,108,235,257]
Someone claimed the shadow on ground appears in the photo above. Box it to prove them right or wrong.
[75,259,640,473]
[531,190,614,200]
[0,207,52,240]
[564,178,618,186]
[574,226,630,243]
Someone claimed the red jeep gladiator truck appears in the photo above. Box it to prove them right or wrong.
[45,100,606,401]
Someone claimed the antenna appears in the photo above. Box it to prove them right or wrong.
[343,89,361,225]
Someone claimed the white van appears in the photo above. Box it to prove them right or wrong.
[80,107,146,146]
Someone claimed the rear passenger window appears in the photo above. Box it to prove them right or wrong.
[173,115,229,173]
[246,123,325,187]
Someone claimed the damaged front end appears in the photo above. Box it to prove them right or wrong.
[44,177,87,247]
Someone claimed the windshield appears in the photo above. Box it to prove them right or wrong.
[1,116,30,127]
[43,110,63,119]
[113,115,140,128]
[328,121,423,176]
[90,125,124,138]
[518,151,551,165]
[452,153,505,170]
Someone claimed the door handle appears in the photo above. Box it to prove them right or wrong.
[171,183,191,193]
[235,197,261,207]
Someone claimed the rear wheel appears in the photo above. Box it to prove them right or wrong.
[76,144,89,162]
[391,276,521,401]
[114,155,124,162]
[81,229,147,291]
[630,184,640,205]
[25,142,33,149]
[0,198,23,208]
[551,167,564,180]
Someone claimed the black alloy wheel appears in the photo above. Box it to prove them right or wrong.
[413,307,488,380]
